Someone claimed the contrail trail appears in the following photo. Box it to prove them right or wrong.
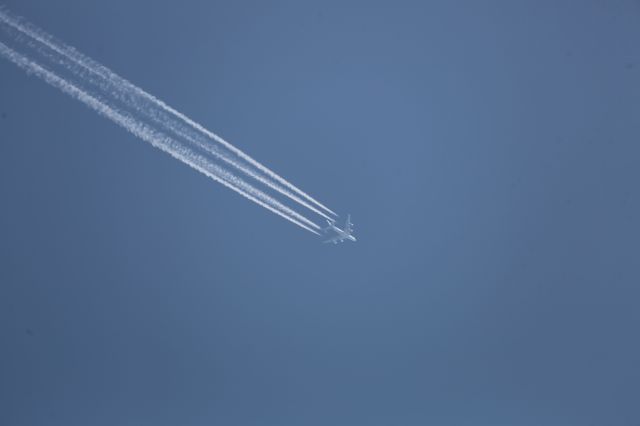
[0,8,338,219]
[22,41,336,222]
[0,40,321,235]
[25,43,336,222]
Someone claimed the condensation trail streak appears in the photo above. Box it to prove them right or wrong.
[0,9,337,219]
[10,37,336,222]
[0,40,321,234]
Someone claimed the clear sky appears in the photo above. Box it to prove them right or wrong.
[1,1,639,425]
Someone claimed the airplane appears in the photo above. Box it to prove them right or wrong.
[323,214,357,244]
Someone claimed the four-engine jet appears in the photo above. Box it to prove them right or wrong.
[323,214,356,244]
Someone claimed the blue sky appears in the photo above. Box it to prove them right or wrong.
[1,1,639,425]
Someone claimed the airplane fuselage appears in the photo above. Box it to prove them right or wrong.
[338,232,356,242]
[327,225,356,243]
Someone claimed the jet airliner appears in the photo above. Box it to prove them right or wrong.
[323,214,356,244]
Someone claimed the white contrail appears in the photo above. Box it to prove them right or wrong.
[25,42,336,222]
[0,9,338,219]
[0,40,321,234]
[12,37,335,222]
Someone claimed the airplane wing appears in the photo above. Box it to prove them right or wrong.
[345,214,353,233]
[323,235,343,244]
[323,219,335,233]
